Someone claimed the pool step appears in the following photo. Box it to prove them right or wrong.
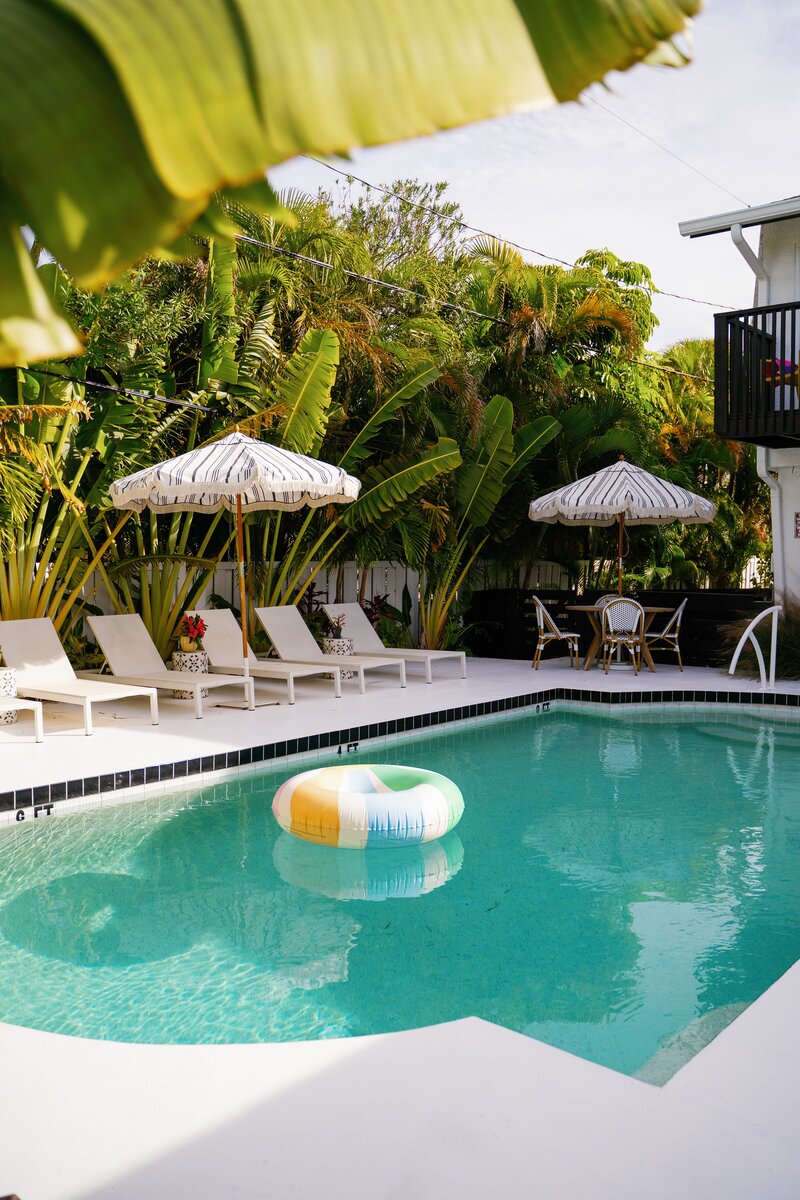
[634,1001,749,1085]
[695,722,800,750]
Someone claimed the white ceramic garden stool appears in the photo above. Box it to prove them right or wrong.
[0,666,18,725]
[169,649,209,699]
[321,635,354,680]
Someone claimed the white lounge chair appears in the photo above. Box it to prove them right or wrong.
[190,608,343,703]
[0,617,158,736]
[0,697,44,742]
[323,602,467,684]
[86,613,254,718]
[255,605,406,693]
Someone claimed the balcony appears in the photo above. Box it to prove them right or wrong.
[714,300,800,447]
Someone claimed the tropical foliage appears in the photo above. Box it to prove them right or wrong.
[0,180,766,656]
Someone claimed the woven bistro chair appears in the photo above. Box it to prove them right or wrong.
[645,596,687,671]
[601,598,645,675]
[531,596,580,670]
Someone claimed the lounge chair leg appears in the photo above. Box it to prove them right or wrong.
[33,702,44,743]
[460,653,467,678]
[193,687,203,719]
[357,667,366,695]
[149,691,159,725]
[333,669,342,699]
[425,659,432,684]
[399,661,407,688]
[246,678,255,710]
[83,697,93,736]
[287,675,296,705]
[677,646,683,671]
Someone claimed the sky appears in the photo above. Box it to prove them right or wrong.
[270,0,796,350]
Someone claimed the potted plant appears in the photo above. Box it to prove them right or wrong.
[320,611,354,678]
[171,614,210,699]
[324,612,346,640]
[177,613,207,653]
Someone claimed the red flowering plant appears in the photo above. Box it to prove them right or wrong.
[177,613,207,650]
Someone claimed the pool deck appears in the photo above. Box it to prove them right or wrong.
[2,655,800,1199]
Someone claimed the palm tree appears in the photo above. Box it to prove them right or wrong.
[645,339,770,588]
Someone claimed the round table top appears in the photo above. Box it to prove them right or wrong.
[566,604,673,613]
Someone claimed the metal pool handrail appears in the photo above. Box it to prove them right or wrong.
[728,604,782,690]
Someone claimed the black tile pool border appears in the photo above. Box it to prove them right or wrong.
[4,685,800,820]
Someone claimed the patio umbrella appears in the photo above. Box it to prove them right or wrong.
[108,431,361,674]
[528,458,716,595]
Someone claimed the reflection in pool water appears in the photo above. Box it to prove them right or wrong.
[273,830,464,901]
[1,708,799,1076]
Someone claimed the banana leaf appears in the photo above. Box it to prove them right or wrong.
[0,0,699,363]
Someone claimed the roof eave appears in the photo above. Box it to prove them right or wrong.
[679,196,800,239]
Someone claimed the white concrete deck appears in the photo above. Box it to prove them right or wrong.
[1,655,799,1199]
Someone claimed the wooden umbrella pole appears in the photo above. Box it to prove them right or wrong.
[236,495,250,677]
[617,512,624,595]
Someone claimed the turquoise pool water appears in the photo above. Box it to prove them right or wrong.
[1,706,800,1079]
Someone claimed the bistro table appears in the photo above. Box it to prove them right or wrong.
[567,604,674,673]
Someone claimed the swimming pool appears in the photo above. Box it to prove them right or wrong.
[1,705,799,1080]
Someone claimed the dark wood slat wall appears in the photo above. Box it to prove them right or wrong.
[464,588,771,667]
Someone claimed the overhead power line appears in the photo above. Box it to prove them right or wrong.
[301,154,734,311]
[236,232,714,384]
[584,94,750,209]
[235,234,508,324]
[631,357,711,384]
[303,153,572,268]
[26,367,212,411]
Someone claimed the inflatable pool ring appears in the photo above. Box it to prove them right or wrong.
[272,763,464,848]
[273,830,464,900]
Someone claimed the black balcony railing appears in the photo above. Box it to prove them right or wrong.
[715,300,800,447]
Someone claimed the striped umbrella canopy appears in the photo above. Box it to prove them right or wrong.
[109,431,360,513]
[109,432,360,672]
[528,459,716,594]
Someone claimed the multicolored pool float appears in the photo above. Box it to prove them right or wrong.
[272,763,464,848]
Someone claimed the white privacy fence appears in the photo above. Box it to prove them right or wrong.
[99,558,571,643]
[193,561,423,642]
[82,553,761,648]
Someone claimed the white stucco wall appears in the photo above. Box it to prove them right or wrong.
[757,216,800,610]
[760,217,800,304]
[763,451,800,613]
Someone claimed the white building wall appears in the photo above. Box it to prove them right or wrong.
[761,218,800,304]
[758,217,800,612]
